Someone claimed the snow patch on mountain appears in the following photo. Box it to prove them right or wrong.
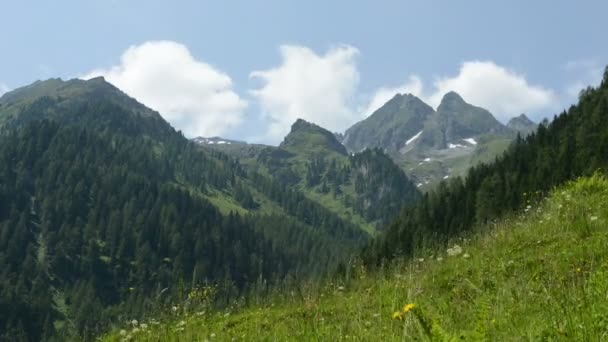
[192,137,236,145]
[463,138,477,145]
[405,130,423,146]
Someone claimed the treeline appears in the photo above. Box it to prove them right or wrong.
[364,67,608,264]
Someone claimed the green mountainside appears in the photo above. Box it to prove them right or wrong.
[0,78,369,341]
[280,119,348,157]
[250,119,421,232]
[195,118,421,233]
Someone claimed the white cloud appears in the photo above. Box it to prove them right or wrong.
[250,45,360,143]
[364,61,557,122]
[360,75,423,116]
[83,41,247,138]
[427,61,557,121]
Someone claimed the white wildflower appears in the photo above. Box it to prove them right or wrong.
[463,253,470,259]
[210,333,217,338]
[172,306,178,312]
[119,329,127,336]
[337,286,345,291]
[590,216,598,221]
[447,245,463,256]
[132,327,140,334]
[140,323,148,330]
[418,258,425,262]
[436,257,443,262]
[131,319,138,326]
[177,320,186,327]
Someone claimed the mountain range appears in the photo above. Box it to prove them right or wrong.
[201,90,537,190]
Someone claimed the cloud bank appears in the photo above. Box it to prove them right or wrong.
[250,45,360,143]
[83,41,247,138]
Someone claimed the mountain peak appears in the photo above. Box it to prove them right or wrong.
[0,77,168,136]
[280,119,347,156]
[342,93,434,153]
[439,91,465,106]
[507,113,537,136]
[426,90,508,149]
[515,113,533,122]
[291,118,315,132]
[86,76,107,83]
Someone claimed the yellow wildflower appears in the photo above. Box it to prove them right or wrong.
[392,311,404,320]
[403,303,416,313]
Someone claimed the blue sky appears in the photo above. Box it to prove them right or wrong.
[1,1,606,144]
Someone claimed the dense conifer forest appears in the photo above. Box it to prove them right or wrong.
[0,84,367,341]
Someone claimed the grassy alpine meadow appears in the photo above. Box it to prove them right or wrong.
[101,175,608,341]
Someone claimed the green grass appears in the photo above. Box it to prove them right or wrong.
[304,185,377,236]
[101,175,608,341]
[202,189,250,215]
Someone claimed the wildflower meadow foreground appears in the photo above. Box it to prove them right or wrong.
[102,175,608,341]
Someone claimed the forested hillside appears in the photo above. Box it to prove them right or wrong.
[0,79,368,341]
[253,119,420,231]
[365,67,608,264]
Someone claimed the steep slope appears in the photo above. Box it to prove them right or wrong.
[254,119,420,232]
[0,79,367,341]
[507,113,538,136]
[342,93,434,153]
[102,175,608,341]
